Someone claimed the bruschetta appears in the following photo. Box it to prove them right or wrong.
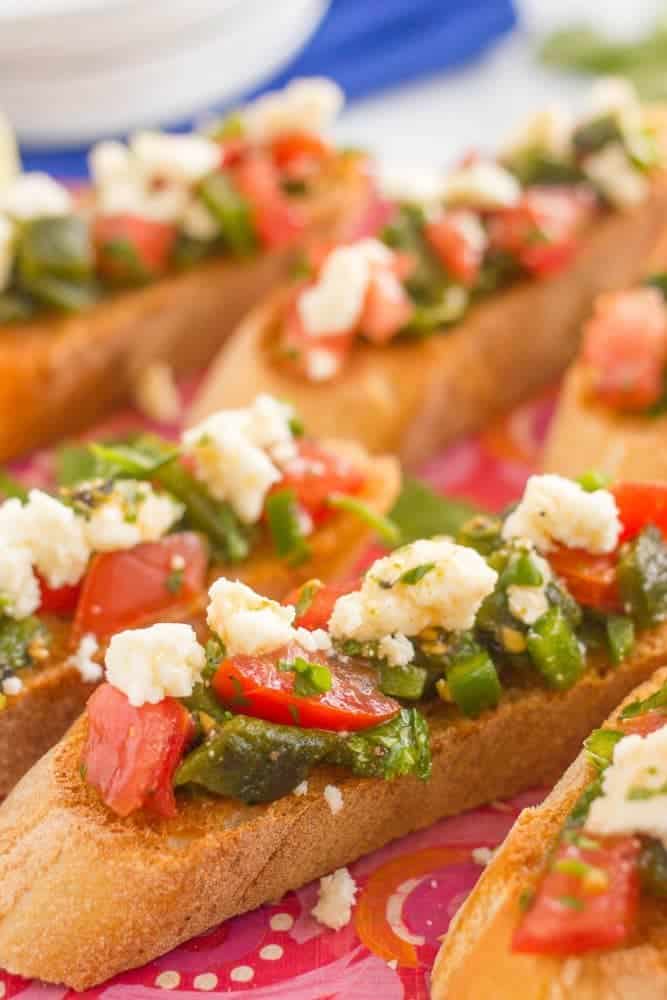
[0,79,373,461]
[431,666,667,999]
[5,473,667,987]
[543,257,667,480]
[0,393,399,795]
[191,83,667,467]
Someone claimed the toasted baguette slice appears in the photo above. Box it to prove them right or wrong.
[0,156,369,463]
[431,666,667,1000]
[0,441,398,798]
[4,622,667,987]
[189,178,667,468]
[543,363,667,480]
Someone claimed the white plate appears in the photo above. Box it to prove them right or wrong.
[2,0,329,145]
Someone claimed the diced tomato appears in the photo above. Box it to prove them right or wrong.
[274,439,365,524]
[271,130,332,178]
[513,836,640,955]
[93,214,177,282]
[83,683,192,818]
[359,267,414,343]
[582,288,667,411]
[489,186,596,277]
[71,532,208,646]
[37,574,82,616]
[212,642,399,731]
[425,211,486,286]
[548,547,621,612]
[232,151,305,248]
[217,137,247,168]
[612,482,667,542]
[285,577,363,630]
[621,708,667,737]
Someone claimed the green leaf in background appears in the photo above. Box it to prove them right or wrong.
[389,477,480,545]
[540,10,667,100]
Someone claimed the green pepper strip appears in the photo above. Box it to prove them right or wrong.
[526,606,584,691]
[445,647,501,718]
[378,662,427,701]
[265,488,311,565]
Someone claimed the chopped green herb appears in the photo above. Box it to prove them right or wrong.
[165,567,184,594]
[584,728,623,770]
[327,493,400,547]
[265,488,311,565]
[399,562,436,586]
[278,656,332,697]
[293,579,323,619]
[577,469,611,493]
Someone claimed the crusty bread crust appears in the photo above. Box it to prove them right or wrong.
[431,667,667,1000]
[190,178,667,468]
[0,441,399,798]
[3,620,667,986]
[0,157,370,462]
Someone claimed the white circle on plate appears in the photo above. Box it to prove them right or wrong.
[155,971,181,990]
[193,973,218,991]
[230,966,254,983]
[269,912,294,932]
[259,944,283,961]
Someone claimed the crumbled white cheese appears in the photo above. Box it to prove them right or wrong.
[324,784,343,815]
[507,550,552,626]
[312,867,358,931]
[105,623,205,707]
[0,545,40,620]
[501,104,573,162]
[297,238,391,337]
[243,77,344,141]
[98,178,190,223]
[20,489,90,588]
[0,172,72,220]
[293,627,333,654]
[207,578,296,656]
[82,481,184,553]
[130,131,220,186]
[586,77,642,133]
[377,163,447,205]
[181,198,219,241]
[471,846,495,866]
[328,538,498,642]
[0,496,25,542]
[182,394,297,523]
[586,727,667,847]
[0,215,14,293]
[2,675,23,696]
[584,142,648,209]
[446,210,488,255]
[293,780,309,796]
[378,632,415,668]
[444,161,521,210]
[306,348,341,382]
[67,633,102,683]
[133,362,182,425]
[88,140,133,188]
[502,475,621,555]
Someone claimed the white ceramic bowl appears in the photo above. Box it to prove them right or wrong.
[0,0,329,145]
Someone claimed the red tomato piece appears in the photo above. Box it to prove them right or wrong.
[582,289,667,411]
[233,151,305,249]
[83,683,192,818]
[548,547,621,612]
[513,836,641,955]
[285,577,363,630]
[93,214,177,282]
[271,130,332,176]
[71,532,208,646]
[621,708,667,737]
[425,211,486,286]
[359,267,414,343]
[612,482,667,542]
[489,186,596,277]
[212,642,399,732]
[37,574,82,616]
[217,136,247,168]
[274,439,365,523]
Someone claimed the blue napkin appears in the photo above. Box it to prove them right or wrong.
[22,0,516,178]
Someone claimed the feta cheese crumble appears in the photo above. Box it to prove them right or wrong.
[131,131,220,187]
[105,623,205,707]
[323,784,343,815]
[293,780,309,796]
[242,77,344,141]
[506,550,553,627]
[584,143,648,209]
[297,238,391,338]
[328,538,498,642]
[0,172,72,221]
[502,475,621,555]
[67,633,102,683]
[82,480,184,552]
[377,163,448,206]
[378,632,415,668]
[502,104,573,162]
[20,489,90,588]
[182,395,297,523]
[207,579,295,656]
[0,545,40,620]
[586,727,667,848]
[2,676,23,696]
[444,161,521,210]
[312,867,358,930]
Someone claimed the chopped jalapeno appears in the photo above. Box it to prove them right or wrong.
[378,662,428,701]
[17,216,93,282]
[266,488,311,565]
[526,606,584,690]
[606,615,635,664]
[500,550,544,588]
[445,645,501,718]
[617,526,667,629]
